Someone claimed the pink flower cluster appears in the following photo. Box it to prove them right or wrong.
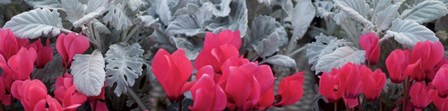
[152,30,305,110]
[320,31,448,110]
[0,28,107,111]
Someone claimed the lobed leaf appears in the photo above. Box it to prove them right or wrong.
[105,43,145,96]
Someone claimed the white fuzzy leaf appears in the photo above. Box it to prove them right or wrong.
[400,0,448,23]
[127,0,147,11]
[206,0,248,37]
[71,50,106,96]
[306,33,350,72]
[3,8,63,39]
[374,4,400,30]
[386,19,439,47]
[203,0,231,17]
[105,43,144,96]
[87,0,108,13]
[291,0,316,39]
[138,15,159,27]
[61,0,85,23]
[172,37,201,60]
[335,0,373,29]
[337,0,369,17]
[166,4,212,36]
[25,0,62,9]
[166,14,202,36]
[265,55,296,68]
[93,19,111,34]
[247,15,287,57]
[313,0,334,18]
[315,46,365,74]
[72,7,107,27]
[103,4,132,30]
[253,33,281,57]
[157,0,172,25]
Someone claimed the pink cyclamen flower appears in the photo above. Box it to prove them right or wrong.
[360,65,386,101]
[386,49,413,83]
[11,80,63,111]
[152,48,192,101]
[338,63,362,109]
[410,41,444,81]
[275,72,305,107]
[432,64,448,98]
[433,93,448,111]
[359,32,380,65]
[319,68,342,103]
[195,30,241,72]
[190,74,227,111]
[54,74,87,110]
[0,47,37,81]
[0,28,29,59]
[30,38,53,68]
[410,82,436,111]
[56,33,90,68]
[223,61,275,110]
[33,95,63,111]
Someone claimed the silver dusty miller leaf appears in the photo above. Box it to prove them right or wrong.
[246,15,287,57]
[206,0,248,37]
[265,54,297,68]
[3,8,64,39]
[306,33,351,74]
[70,50,106,96]
[105,43,145,96]
[314,46,365,74]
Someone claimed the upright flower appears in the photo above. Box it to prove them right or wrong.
[386,49,412,83]
[11,80,62,111]
[195,30,241,72]
[0,47,37,81]
[152,48,192,101]
[432,64,448,97]
[319,69,342,103]
[433,93,448,111]
[360,65,386,101]
[0,28,29,59]
[359,32,380,65]
[56,33,90,68]
[224,63,274,110]
[275,72,305,106]
[410,41,444,81]
[54,74,87,110]
[409,82,436,111]
[190,74,227,111]
[338,63,362,109]
[30,38,53,68]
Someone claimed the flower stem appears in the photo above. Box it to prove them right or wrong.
[379,99,382,111]
[179,96,183,111]
[402,78,409,111]
[10,96,13,111]
[93,100,97,111]
[126,86,146,111]
[334,102,337,111]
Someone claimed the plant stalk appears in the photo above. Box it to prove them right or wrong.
[334,102,337,111]
[402,78,409,111]
[126,86,146,111]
